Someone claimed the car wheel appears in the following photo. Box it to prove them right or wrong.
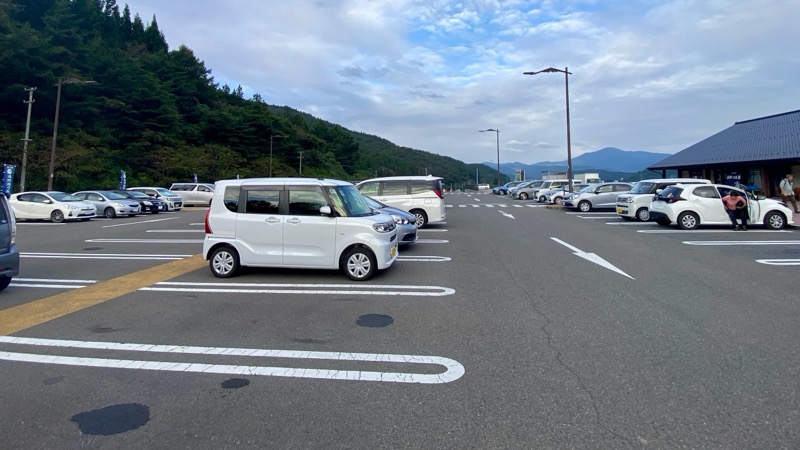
[636,208,650,222]
[104,207,116,219]
[765,211,786,230]
[0,275,11,292]
[578,201,591,212]
[411,210,428,228]
[538,196,546,203]
[209,246,240,278]
[519,192,529,200]
[554,197,563,205]
[50,210,65,223]
[656,218,671,226]
[343,247,377,281]
[677,211,699,230]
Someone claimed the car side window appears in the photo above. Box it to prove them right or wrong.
[89,193,103,201]
[17,194,33,202]
[288,187,328,216]
[694,186,720,199]
[358,182,379,196]
[33,194,49,203]
[223,186,240,212]
[597,185,613,193]
[382,181,408,195]
[614,184,630,192]
[410,181,432,194]
[244,189,280,215]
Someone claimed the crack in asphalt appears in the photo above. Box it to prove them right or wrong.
[499,250,634,447]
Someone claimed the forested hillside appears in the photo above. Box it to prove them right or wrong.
[0,0,497,191]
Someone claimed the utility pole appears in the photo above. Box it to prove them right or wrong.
[298,150,303,176]
[21,87,36,193]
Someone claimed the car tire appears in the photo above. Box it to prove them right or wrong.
[578,201,591,212]
[50,210,65,223]
[0,275,11,292]
[554,197,563,205]
[519,192,529,200]
[104,207,116,219]
[538,196,546,203]
[764,211,786,230]
[656,218,671,226]
[209,246,240,278]
[411,210,428,228]
[636,207,650,222]
[343,247,377,281]
[677,211,699,230]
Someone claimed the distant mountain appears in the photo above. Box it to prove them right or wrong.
[488,147,672,180]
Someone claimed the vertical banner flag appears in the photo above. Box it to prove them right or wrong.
[193,173,198,183]
[1,164,15,196]
[119,170,126,190]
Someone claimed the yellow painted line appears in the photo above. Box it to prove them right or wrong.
[0,254,207,335]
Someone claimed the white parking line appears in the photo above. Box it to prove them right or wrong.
[416,239,449,244]
[0,336,465,384]
[578,216,617,220]
[605,222,658,226]
[640,230,792,234]
[683,240,800,246]
[189,223,204,226]
[757,259,800,266]
[418,229,447,232]
[10,278,96,289]
[565,212,614,215]
[21,252,191,261]
[17,222,64,226]
[145,230,204,233]
[102,217,178,228]
[145,282,455,296]
[85,238,204,244]
[551,237,634,280]
[446,205,454,208]
[397,256,451,262]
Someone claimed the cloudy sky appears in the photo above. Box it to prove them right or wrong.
[122,0,800,165]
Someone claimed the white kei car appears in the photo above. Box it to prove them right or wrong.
[9,191,96,223]
[648,184,793,230]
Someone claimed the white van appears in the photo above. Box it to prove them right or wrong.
[169,182,214,206]
[203,178,399,281]
[356,176,446,228]
[616,178,712,221]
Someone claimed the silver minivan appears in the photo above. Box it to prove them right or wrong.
[564,182,633,212]
[203,178,398,281]
[169,183,214,206]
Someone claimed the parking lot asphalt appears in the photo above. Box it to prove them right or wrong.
[0,197,799,448]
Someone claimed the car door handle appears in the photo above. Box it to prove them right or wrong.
[286,218,301,224]
[265,217,281,224]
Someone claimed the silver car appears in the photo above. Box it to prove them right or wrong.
[511,180,544,200]
[73,190,141,218]
[564,182,633,212]
[169,183,214,206]
[543,184,589,204]
[127,187,183,211]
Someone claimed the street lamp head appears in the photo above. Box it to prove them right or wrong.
[59,78,97,86]
[523,67,571,75]
[479,129,499,133]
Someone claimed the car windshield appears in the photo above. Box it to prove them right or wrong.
[101,191,127,200]
[49,192,82,202]
[156,188,174,196]
[657,186,683,199]
[328,185,375,217]
[629,182,656,194]
[363,195,383,210]
[577,184,598,194]
[124,191,150,199]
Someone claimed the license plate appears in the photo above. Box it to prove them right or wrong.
[617,208,624,214]
[390,246,397,257]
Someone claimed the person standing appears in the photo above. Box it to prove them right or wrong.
[722,190,748,231]
[779,174,799,213]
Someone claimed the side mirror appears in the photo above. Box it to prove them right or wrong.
[655,189,663,194]
[44,199,53,204]
[757,194,766,200]
[320,205,333,216]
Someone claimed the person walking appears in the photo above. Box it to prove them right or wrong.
[722,190,748,231]
[779,174,799,213]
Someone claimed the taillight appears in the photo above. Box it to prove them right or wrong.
[434,189,443,199]
[204,209,212,234]
[665,198,683,204]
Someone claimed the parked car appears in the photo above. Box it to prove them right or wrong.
[477,183,491,190]
[356,175,445,228]
[0,193,19,292]
[493,181,525,195]
[127,187,183,211]
[72,190,141,218]
[169,182,214,206]
[112,190,167,214]
[649,184,793,230]
[542,184,589,204]
[363,195,417,246]
[9,191,95,223]
[616,178,712,221]
[564,182,633,212]
[510,180,543,200]
[203,178,398,281]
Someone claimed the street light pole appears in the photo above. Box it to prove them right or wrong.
[479,128,501,186]
[298,150,303,176]
[21,87,36,193]
[523,67,573,192]
[48,77,96,191]
[269,134,286,177]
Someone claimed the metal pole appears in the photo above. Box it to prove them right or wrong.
[21,87,36,192]
[269,135,274,177]
[565,67,573,193]
[48,79,63,191]
[298,150,303,176]
[495,129,500,186]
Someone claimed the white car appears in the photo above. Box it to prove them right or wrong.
[203,178,398,281]
[616,178,712,221]
[356,175,445,228]
[9,191,96,223]
[649,184,793,230]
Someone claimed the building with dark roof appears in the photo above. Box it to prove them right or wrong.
[648,109,800,196]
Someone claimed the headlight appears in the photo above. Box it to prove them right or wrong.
[625,198,635,203]
[65,204,79,210]
[373,221,396,233]
[391,214,409,225]
[143,201,152,205]
[112,202,124,207]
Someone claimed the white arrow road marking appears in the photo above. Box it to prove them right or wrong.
[550,237,634,280]
[102,217,179,228]
[683,240,800,246]
[499,210,516,219]
[474,198,481,202]
[757,259,800,265]
[641,230,792,234]
[397,256,451,262]
[0,336,465,384]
